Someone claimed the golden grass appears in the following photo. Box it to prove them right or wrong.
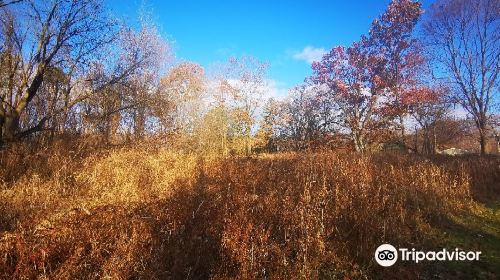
[76,148,198,206]
[0,142,498,279]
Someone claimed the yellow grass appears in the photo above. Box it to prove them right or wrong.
[0,141,498,279]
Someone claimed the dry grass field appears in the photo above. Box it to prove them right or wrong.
[0,140,498,279]
[1,0,498,278]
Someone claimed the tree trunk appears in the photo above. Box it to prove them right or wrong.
[478,115,487,155]
[422,129,431,155]
[399,114,406,143]
[352,131,365,153]
[479,131,487,155]
[60,88,71,134]
[432,125,437,154]
[352,134,360,152]
[421,125,437,155]
[414,125,418,154]
[1,111,19,142]
[246,134,251,156]
[105,110,121,144]
[134,108,145,139]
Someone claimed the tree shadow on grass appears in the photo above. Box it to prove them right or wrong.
[0,164,237,279]
[424,204,500,280]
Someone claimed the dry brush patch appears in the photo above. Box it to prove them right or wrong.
[0,142,198,232]
[0,147,497,279]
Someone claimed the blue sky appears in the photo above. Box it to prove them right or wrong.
[105,0,434,98]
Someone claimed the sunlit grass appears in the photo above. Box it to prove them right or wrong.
[0,142,498,279]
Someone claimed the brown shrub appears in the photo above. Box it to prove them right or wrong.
[209,153,473,279]
[429,155,500,201]
[1,148,497,279]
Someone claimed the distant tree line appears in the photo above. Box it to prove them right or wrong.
[260,0,499,155]
[0,0,498,155]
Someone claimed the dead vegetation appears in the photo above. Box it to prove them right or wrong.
[1,142,498,279]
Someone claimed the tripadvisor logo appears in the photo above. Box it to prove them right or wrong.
[375,244,398,267]
[374,244,481,267]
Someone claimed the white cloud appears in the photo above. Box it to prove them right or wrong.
[222,79,289,101]
[262,79,290,101]
[292,46,327,64]
[451,106,469,119]
[203,78,289,105]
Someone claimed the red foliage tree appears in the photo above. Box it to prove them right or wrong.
[369,0,424,141]
[311,40,388,152]
[310,0,425,152]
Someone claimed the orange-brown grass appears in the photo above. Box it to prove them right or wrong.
[0,143,498,279]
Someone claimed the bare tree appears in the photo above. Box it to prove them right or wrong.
[80,21,171,142]
[118,22,171,139]
[271,84,338,150]
[0,0,22,8]
[216,56,268,155]
[157,62,205,134]
[422,0,500,154]
[0,0,116,142]
[406,86,450,154]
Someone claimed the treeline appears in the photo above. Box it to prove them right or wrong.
[0,0,498,155]
[0,0,271,156]
[261,0,499,154]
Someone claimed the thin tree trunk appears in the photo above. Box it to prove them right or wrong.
[478,115,487,155]
[134,108,145,139]
[432,125,437,154]
[479,131,487,155]
[414,125,418,154]
[422,127,432,155]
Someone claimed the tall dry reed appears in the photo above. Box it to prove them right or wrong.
[0,144,497,279]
